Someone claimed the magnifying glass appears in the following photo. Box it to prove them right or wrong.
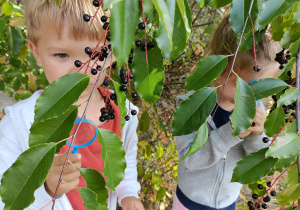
[66,118,98,154]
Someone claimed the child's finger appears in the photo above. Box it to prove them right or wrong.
[53,152,81,165]
[61,170,80,183]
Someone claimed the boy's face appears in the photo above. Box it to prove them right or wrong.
[28,21,105,96]
[218,62,279,105]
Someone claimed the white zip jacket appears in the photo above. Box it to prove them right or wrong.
[0,90,141,210]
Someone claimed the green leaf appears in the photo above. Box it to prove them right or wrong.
[156,0,186,61]
[285,120,297,133]
[248,180,267,197]
[178,123,208,161]
[229,0,258,36]
[172,87,217,136]
[279,184,300,206]
[6,26,22,57]
[266,132,300,159]
[230,76,256,136]
[156,186,166,201]
[277,87,299,107]
[249,78,288,100]
[103,0,122,11]
[256,0,299,30]
[29,105,78,151]
[34,73,89,122]
[0,143,56,210]
[152,0,173,50]
[264,107,285,137]
[1,2,13,16]
[0,19,5,36]
[5,69,22,78]
[78,188,108,210]
[273,152,297,172]
[111,79,127,128]
[239,27,266,51]
[209,0,232,8]
[79,168,108,206]
[176,0,191,41]
[110,0,139,68]
[132,45,164,104]
[185,55,228,91]
[12,78,21,91]
[195,0,212,7]
[231,148,278,184]
[139,111,151,133]
[0,81,4,91]
[55,0,60,6]
[97,129,126,190]
[157,143,163,158]
[284,164,298,186]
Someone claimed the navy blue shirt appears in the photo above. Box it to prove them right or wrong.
[211,104,232,129]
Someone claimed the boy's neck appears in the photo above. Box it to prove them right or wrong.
[217,97,235,112]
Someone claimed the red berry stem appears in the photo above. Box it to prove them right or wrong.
[126,63,131,113]
[141,0,148,67]
[89,1,103,26]
[249,15,259,70]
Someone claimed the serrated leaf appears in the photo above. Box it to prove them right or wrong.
[79,168,108,206]
[176,0,191,41]
[152,0,173,50]
[172,87,217,136]
[264,107,285,137]
[6,26,22,57]
[97,129,126,190]
[156,0,187,60]
[273,152,297,172]
[78,188,108,210]
[248,180,267,197]
[277,87,299,107]
[178,123,208,161]
[29,105,78,151]
[34,73,89,122]
[249,78,288,100]
[231,148,278,184]
[185,55,228,91]
[279,184,300,206]
[285,120,297,133]
[230,77,256,136]
[110,79,127,129]
[1,2,13,16]
[256,0,299,30]
[229,0,258,36]
[132,45,164,104]
[110,0,139,68]
[266,132,300,159]
[0,143,56,210]
[284,164,298,186]
[139,111,150,133]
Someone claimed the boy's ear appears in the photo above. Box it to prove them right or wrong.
[27,40,42,67]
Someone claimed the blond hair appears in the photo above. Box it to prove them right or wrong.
[206,15,281,75]
[23,0,108,44]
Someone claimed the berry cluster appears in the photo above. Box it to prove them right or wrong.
[270,94,296,124]
[135,22,155,51]
[99,94,116,122]
[248,181,276,209]
[275,49,290,70]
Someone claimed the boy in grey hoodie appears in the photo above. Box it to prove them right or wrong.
[173,15,281,210]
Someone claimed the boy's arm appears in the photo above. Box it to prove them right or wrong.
[115,103,142,207]
[176,121,243,169]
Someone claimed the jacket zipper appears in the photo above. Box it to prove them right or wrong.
[213,154,227,208]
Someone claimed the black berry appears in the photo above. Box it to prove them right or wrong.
[262,137,269,143]
[262,204,267,209]
[83,14,90,22]
[270,191,276,196]
[99,116,105,122]
[131,110,137,115]
[129,74,134,79]
[138,22,145,30]
[122,79,128,84]
[131,92,138,98]
[125,115,130,121]
[85,47,92,55]
[131,48,134,54]
[109,109,114,114]
[279,65,284,70]
[120,68,126,75]
[119,73,126,79]
[101,16,108,22]
[147,41,155,49]
[106,35,111,41]
[263,196,271,202]
[135,40,142,47]
[142,45,146,51]
[91,69,98,75]
[103,22,110,30]
[101,47,108,53]
[102,112,109,117]
[284,109,289,114]
[272,95,277,102]
[93,0,100,7]
[267,181,271,187]
[257,184,264,190]
[248,201,253,207]
[96,65,102,70]
[74,60,82,68]
[252,194,258,199]
[110,94,116,100]
[103,79,110,86]
[120,85,127,91]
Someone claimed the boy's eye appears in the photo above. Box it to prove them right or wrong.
[55,53,68,58]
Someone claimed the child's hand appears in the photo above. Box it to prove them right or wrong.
[45,151,82,196]
[121,196,145,210]
[238,107,266,138]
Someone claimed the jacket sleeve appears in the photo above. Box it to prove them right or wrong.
[0,108,58,210]
[115,103,141,205]
[242,100,269,155]
[176,121,243,169]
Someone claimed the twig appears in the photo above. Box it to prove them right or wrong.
[192,21,214,28]
[51,51,112,210]
[296,44,300,205]
[192,7,204,26]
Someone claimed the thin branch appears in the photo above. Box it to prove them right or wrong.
[192,7,204,26]
[296,44,300,205]
[51,51,112,210]
[192,21,214,28]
